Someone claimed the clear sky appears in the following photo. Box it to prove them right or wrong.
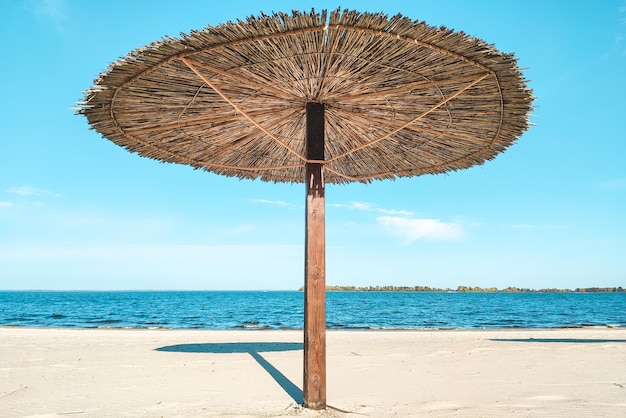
[1,0,625,290]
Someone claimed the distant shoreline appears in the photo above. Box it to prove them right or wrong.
[302,285,626,293]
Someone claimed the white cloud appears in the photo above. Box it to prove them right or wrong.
[5,186,60,198]
[377,216,464,243]
[350,201,373,211]
[332,201,414,216]
[376,208,415,216]
[251,198,300,209]
[0,201,14,209]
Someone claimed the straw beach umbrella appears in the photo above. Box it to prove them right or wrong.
[78,9,533,409]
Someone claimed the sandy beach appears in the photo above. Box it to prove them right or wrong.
[1,327,624,417]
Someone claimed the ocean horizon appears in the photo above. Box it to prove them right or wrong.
[1,290,624,330]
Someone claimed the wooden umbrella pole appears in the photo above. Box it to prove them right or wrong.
[303,102,326,409]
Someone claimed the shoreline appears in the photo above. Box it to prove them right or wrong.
[2,327,625,417]
[0,324,626,333]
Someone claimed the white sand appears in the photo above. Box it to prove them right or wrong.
[1,327,625,417]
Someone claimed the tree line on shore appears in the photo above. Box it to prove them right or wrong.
[297,285,625,293]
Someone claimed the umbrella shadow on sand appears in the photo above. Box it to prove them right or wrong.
[156,342,303,403]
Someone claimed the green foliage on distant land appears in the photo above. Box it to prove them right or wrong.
[297,285,625,293]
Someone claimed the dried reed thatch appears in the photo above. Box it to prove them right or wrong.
[78,9,533,184]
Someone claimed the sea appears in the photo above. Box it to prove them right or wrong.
[0,291,624,330]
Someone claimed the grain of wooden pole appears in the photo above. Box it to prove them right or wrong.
[303,102,326,409]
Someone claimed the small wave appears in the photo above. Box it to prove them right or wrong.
[87,319,122,324]
[3,317,35,323]
[94,325,141,329]
[50,313,66,319]
[328,324,372,330]
[232,324,272,330]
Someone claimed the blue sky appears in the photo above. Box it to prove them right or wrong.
[1,0,625,290]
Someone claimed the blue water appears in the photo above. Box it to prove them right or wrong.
[0,291,624,330]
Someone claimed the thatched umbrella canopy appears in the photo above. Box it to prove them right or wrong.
[78,8,533,410]
[79,9,531,184]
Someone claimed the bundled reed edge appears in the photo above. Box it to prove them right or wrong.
[78,8,534,184]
